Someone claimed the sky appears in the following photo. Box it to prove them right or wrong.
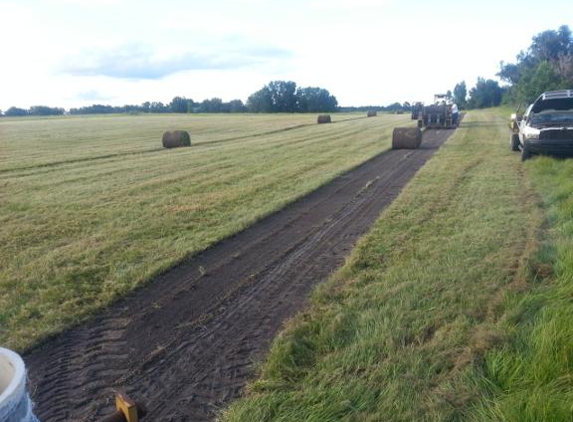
[0,0,570,110]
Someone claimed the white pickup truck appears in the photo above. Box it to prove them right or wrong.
[510,90,573,161]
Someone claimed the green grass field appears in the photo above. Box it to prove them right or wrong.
[0,112,409,351]
[4,109,572,420]
[221,109,573,421]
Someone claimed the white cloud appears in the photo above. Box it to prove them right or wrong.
[59,42,292,79]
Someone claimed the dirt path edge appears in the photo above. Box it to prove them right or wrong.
[25,128,455,422]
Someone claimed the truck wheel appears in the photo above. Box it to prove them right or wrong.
[521,143,532,161]
[510,134,520,152]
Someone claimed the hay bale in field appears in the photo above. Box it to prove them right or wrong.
[162,130,191,148]
[392,127,422,149]
[367,110,377,117]
[317,115,331,124]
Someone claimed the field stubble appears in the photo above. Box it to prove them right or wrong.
[0,112,407,350]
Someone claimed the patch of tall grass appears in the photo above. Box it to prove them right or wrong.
[468,155,573,421]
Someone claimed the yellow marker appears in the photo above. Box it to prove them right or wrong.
[116,391,139,422]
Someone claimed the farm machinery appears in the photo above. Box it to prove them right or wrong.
[392,94,459,149]
[413,94,459,129]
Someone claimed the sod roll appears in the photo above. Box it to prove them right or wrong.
[162,131,191,148]
[392,127,423,149]
[317,115,331,124]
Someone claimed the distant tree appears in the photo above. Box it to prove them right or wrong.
[515,61,565,103]
[296,87,338,112]
[386,102,403,112]
[199,98,223,113]
[338,105,384,112]
[530,25,572,63]
[170,96,193,113]
[248,81,339,113]
[150,102,169,113]
[498,61,522,85]
[68,101,177,115]
[228,99,247,113]
[453,81,467,109]
[247,86,273,113]
[120,104,141,114]
[4,107,28,116]
[29,105,65,116]
[267,80,298,112]
[467,78,504,109]
[69,104,115,114]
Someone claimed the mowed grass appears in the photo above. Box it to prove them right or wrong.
[0,112,409,351]
[221,109,549,421]
[0,113,353,172]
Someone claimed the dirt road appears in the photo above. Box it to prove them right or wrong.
[26,128,455,422]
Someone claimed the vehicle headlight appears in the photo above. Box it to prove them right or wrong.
[523,128,540,140]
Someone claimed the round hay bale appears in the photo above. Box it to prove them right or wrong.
[162,131,191,148]
[392,127,422,149]
[317,115,331,124]
[367,110,377,117]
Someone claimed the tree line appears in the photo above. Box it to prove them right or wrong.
[1,98,248,117]
[453,24,572,110]
[0,81,339,117]
[499,25,572,104]
[246,81,338,113]
[2,105,65,117]
[447,77,503,110]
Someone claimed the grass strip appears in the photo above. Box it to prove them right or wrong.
[466,152,573,420]
[221,109,544,421]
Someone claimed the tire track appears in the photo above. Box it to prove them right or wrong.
[25,129,454,422]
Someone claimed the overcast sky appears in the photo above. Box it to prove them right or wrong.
[0,0,569,110]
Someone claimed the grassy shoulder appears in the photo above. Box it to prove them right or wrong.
[0,112,408,351]
[467,155,573,420]
[220,109,548,421]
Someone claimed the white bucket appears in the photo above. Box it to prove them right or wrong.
[0,348,39,422]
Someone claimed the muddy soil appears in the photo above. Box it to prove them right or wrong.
[25,129,455,422]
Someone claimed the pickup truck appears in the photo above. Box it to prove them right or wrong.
[509,89,573,161]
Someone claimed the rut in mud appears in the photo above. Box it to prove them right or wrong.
[25,129,455,422]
